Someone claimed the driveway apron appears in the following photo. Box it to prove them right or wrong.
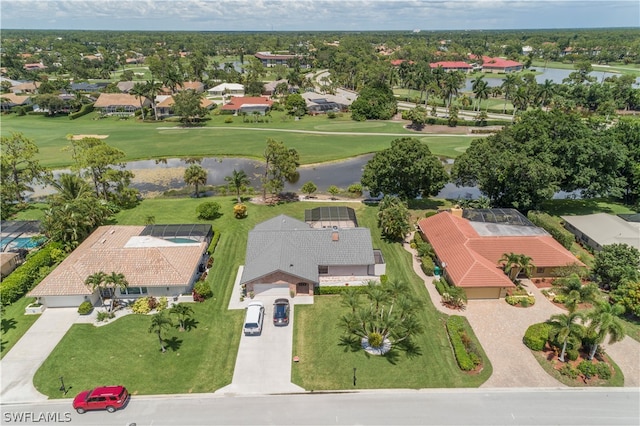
[0,308,79,403]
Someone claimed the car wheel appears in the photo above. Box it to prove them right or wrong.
[75,408,86,414]
[106,406,116,413]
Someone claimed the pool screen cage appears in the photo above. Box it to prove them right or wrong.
[461,209,536,227]
[139,224,213,242]
[304,206,358,226]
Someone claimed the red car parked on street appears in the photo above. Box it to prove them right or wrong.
[72,385,129,414]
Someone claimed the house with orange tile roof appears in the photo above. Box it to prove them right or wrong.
[220,96,273,115]
[28,225,212,308]
[418,208,584,299]
[480,56,523,73]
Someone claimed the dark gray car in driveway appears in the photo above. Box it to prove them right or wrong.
[273,298,290,326]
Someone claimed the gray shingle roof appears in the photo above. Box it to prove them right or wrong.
[241,215,375,284]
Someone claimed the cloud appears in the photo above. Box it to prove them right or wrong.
[1,0,638,30]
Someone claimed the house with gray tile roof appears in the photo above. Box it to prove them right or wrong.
[561,213,640,252]
[241,215,385,296]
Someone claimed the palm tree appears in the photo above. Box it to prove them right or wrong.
[499,252,522,280]
[511,86,529,121]
[144,79,162,120]
[105,272,128,311]
[553,274,599,312]
[169,303,194,332]
[224,169,251,203]
[149,312,173,353]
[585,302,625,360]
[473,80,490,112]
[50,173,92,202]
[470,75,485,111]
[184,164,208,198]
[130,82,148,120]
[548,311,585,362]
[340,287,361,314]
[517,254,535,280]
[500,74,519,114]
[537,79,555,110]
[85,271,107,307]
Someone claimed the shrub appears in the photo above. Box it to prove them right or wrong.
[577,360,598,377]
[596,362,612,379]
[131,297,152,314]
[196,202,222,220]
[347,183,363,195]
[446,316,477,371]
[416,241,435,258]
[367,332,383,348]
[424,211,438,218]
[69,103,94,120]
[208,229,221,254]
[233,203,247,218]
[96,311,115,322]
[435,278,447,296]
[193,281,213,301]
[523,322,552,351]
[552,294,567,304]
[420,256,435,276]
[527,211,574,250]
[379,275,388,284]
[0,242,64,306]
[327,111,337,119]
[559,365,579,379]
[224,116,234,123]
[147,296,159,310]
[157,296,168,311]
[78,301,93,315]
[315,285,366,295]
[566,348,580,362]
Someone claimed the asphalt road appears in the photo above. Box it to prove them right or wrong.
[2,388,638,426]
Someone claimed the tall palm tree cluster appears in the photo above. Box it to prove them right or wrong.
[499,252,535,282]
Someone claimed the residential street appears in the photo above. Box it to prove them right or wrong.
[1,388,638,425]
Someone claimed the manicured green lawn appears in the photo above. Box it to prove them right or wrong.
[540,198,637,216]
[291,206,492,390]
[1,112,475,168]
[620,316,640,343]
[0,297,40,359]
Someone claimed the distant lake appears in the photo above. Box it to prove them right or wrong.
[463,67,640,91]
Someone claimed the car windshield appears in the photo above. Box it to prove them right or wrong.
[274,304,287,317]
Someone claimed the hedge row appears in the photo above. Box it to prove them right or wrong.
[69,103,94,120]
[0,242,63,305]
[523,322,552,351]
[208,229,221,254]
[420,256,435,276]
[446,316,477,371]
[315,286,367,295]
[527,211,574,250]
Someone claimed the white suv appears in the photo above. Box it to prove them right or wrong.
[243,301,265,335]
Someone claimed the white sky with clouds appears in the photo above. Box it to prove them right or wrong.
[1,0,638,31]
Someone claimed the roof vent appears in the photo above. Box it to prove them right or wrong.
[331,231,339,242]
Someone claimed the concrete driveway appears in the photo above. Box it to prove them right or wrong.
[0,308,79,403]
[218,295,305,395]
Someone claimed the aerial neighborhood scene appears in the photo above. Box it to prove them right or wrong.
[1,0,639,424]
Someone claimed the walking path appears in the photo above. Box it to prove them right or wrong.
[0,308,79,403]
[403,232,639,388]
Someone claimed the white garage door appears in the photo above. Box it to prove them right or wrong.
[252,283,290,297]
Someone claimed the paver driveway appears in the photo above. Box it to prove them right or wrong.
[403,234,639,388]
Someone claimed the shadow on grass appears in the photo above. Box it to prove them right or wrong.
[1,318,17,334]
[183,318,199,332]
[338,335,362,353]
[163,336,183,352]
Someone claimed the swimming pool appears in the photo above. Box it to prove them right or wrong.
[0,236,44,251]
[165,238,199,244]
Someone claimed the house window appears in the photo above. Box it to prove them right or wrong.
[536,267,545,274]
[121,287,148,295]
[318,265,329,275]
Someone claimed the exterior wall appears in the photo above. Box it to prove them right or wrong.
[244,270,314,296]
[563,222,602,252]
[464,287,502,299]
[326,265,369,276]
[41,293,99,308]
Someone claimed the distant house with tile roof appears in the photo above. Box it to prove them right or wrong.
[429,61,473,73]
[480,56,523,73]
[176,81,205,93]
[220,96,273,115]
[156,94,214,117]
[418,209,584,299]
[207,83,245,97]
[561,213,640,252]
[1,93,32,111]
[240,214,385,296]
[94,93,150,115]
[28,225,212,308]
[255,52,306,68]
[11,81,39,94]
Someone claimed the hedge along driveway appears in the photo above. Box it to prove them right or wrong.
[1,113,474,168]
